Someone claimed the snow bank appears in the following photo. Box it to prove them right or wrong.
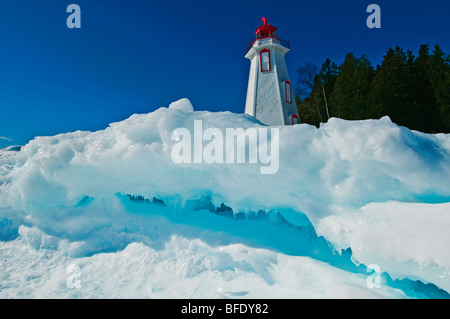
[1,98,450,295]
[0,236,407,298]
[318,201,450,291]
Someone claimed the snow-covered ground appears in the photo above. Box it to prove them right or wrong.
[1,235,409,299]
[1,99,449,298]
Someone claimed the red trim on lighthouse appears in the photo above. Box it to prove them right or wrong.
[255,17,277,38]
[260,49,271,73]
[291,114,299,125]
[285,80,292,104]
[244,17,290,55]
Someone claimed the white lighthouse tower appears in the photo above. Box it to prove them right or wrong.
[244,18,300,126]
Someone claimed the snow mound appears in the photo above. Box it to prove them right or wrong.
[1,98,450,297]
[168,98,194,112]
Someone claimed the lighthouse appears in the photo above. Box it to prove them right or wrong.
[244,18,300,126]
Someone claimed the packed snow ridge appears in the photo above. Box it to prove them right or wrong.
[1,98,449,298]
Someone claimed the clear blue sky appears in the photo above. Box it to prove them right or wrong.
[1,0,449,147]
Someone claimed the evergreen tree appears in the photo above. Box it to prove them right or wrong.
[367,47,418,128]
[295,44,450,133]
[428,45,450,132]
[412,44,440,132]
[330,53,374,120]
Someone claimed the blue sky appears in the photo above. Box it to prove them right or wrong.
[0,0,449,147]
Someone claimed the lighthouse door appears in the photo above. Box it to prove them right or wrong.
[289,113,299,125]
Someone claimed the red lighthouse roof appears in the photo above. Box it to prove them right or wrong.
[244,17,289,55]
[255,17,277,38]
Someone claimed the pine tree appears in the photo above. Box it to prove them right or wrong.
[329,53,374,120]
[412,44,440,132]
[295,44,449,133]
[367,47,418,128]
[428,45,450,132]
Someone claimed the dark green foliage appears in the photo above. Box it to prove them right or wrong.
[296,45,450,133]
[367,47,419,128]
[331,53,375,120]
[297,58,338,125]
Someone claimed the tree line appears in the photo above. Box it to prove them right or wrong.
[296,44,450,133]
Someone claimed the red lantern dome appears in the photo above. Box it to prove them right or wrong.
[255,17,277,39]
[244,17,289,55]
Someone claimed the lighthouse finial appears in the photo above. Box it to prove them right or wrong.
[262,17,267,25]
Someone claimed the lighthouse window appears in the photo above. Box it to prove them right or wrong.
[285,81,292,104]
[260,49,271,72]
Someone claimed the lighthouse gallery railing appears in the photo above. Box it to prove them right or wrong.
[244,36,290,55]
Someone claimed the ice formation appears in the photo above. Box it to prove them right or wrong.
[1,98,449,298]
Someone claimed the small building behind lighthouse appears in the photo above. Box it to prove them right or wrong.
[244,18,300,126]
